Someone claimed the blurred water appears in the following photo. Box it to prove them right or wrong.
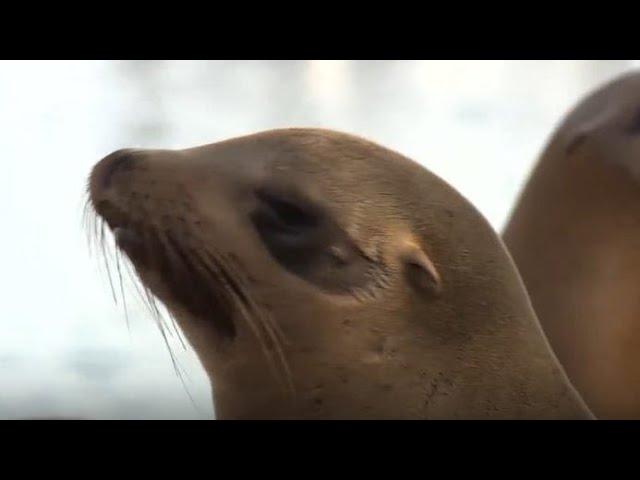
[0,60,637,419]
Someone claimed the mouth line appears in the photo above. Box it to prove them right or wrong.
[93,199,131,230]
[93,200,237,338]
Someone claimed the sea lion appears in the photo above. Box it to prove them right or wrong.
[88,128,591,419]
[503,71,640,419]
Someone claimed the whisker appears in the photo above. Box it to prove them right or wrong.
[219,254,288,346]
[121,257,149,316]
[114,247,130,334]
[167,309,188,351]
[153,308,202,414]
[121,258,174,346]
[212,251,289,346]
[98,231,118,305]
[81,194,95,255]
[197,247,296,400]
[127,232,202,413]
[82,206,202,415]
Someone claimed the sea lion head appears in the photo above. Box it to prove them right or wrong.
[563,71,640,174]
[89,128,588,419]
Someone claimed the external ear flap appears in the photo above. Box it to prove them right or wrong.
[400,241,442,297]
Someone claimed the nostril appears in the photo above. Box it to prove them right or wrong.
[94,148,139,190]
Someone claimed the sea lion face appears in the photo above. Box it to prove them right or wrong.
[89,128,585,419]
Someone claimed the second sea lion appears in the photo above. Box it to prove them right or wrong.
[504,71,640,419]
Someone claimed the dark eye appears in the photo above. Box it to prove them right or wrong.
[254,189,319,235]
[251,187,374,294]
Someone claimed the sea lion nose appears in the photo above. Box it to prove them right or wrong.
[91,148,141,192]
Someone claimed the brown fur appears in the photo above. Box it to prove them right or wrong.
[504,71,640,419]
[89,129,591,419]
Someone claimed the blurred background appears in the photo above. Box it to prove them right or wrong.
[1,60,638,419]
